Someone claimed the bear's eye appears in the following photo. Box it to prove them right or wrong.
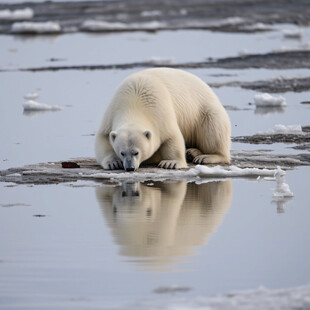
[133,151,139,156]
[120,152,125,157]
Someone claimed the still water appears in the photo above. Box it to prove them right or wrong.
[1,167,310,309]
[0,22,310,309]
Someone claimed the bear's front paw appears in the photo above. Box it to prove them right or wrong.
[158,160,187,169]
[102,157,123,170]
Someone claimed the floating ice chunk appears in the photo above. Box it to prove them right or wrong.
[273,167,294,198]
[24,92,39,100]
[180,9,188,15]
[273,124,303,134]
[254,93,286,107]
[238,49,248,56]
[258,124,304,135]
[0,8,33,21]
[242,23,273,31]
[141,10,162,17]
[81,20,165,31]
[283,29,303,39]
[23,100,62,111]
[272,167,293,213]
[81,20,128,31]
[149,56,174,65]
[11,22,61,34]
[218,17,245,26]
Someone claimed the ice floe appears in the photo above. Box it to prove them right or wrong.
[24,92,39,100]
[86,165,283,182]
[23,100,62,112]
[0,8,33,21]
[254,93,286,107]
[283,28,303,39]
[257,124,304,135]
[11,22,61,34]
[81,20,165,32]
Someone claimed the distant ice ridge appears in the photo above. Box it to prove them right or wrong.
[254,93,286,107]
[23,100,62,112]
[257,124,304,135]
[11,22,61,34]
[81,20,165,31]
[113,284,310,310]
[0,8,33,21]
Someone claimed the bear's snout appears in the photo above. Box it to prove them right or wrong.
[124,156,136,172]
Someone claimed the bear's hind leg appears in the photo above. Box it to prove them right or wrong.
[186,148,203,163]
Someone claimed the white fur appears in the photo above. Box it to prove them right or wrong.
[95,68,231,170]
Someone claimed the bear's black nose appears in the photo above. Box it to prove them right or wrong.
[125,167,135,172]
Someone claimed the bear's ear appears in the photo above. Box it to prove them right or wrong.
[144,130,151,140]
[109,131,117,142]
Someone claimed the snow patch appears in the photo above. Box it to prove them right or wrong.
[11,22,61,34]
[0,8,33,21]
[254,93,286,107]
[23,100,62,112]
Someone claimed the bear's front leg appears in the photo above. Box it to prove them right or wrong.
[101,153,123,170]
[158,133,188,169]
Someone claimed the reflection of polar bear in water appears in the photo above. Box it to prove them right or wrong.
[95,68,231,171]
[95,180,232,270]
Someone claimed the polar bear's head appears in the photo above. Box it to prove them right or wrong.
[109,128,152,171]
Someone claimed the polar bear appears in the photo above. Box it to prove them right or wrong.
[95,68,231,171]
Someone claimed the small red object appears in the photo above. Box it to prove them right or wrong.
[61,162,80,168]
